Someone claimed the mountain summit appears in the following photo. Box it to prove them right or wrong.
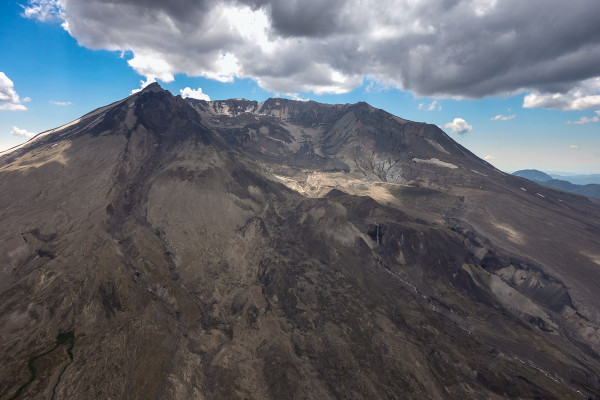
[1,86,600,399]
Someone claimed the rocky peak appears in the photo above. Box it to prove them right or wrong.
[139,81,165,94]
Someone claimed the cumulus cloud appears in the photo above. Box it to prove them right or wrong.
[418,100,441,111]
[490,114,515,121]
[0,72,27,111]
[49,100,73,106]
[566,110,600,125]
[444,118,473,135]
[0,74,20,102]
[444,118,473,134]
[570,145,580,149]
[484,155,496,160]
[179,87,211,101]
[21,0,600,100]
[10,126,35,138]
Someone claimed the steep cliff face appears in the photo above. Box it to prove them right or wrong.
[1,83,599,399]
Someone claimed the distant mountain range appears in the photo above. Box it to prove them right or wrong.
[513,169,600,199]
[512,169,554,182]
[547,173,600,185]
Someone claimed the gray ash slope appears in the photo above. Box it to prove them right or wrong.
[1,82,600,399]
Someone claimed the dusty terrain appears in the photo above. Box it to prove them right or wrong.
[1,83,599,399]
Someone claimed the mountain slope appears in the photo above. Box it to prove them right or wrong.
[1,84,600,399]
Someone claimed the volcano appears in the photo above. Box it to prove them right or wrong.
[1,83,599,399]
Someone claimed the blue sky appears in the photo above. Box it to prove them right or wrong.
[1,0,599,173]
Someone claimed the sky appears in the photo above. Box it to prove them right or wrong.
[1,0,599,173]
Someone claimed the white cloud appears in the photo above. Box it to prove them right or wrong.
[566,110,600,125]
[22,97,31,103]
[0,75,18,102]
[472,0,499,16]
[20,0,62,22]
[179,87,211,101]
[0,72,27,111]
[21,0,600,100]
[10,126,35,138]
[364,79,389,93]
[567,116,599,125]
[524,93,600,111]
[286,93,310,101]
[131,77,157,95]
[418,100,441,111]
[49,100,73,106]
[570,145,580,149]
[484,155,496,160]
[524,78,600,111]
[490,114,515,120]
[200,52,240,84]
[0,103,27,111]
[444,118,473,134]
[127,55,175,84]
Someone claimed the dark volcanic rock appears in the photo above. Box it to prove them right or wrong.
[1,84,600,399]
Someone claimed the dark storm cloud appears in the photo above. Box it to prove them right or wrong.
[263,0,349,37]
[365,0,600,98]
[24,0,600,106]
